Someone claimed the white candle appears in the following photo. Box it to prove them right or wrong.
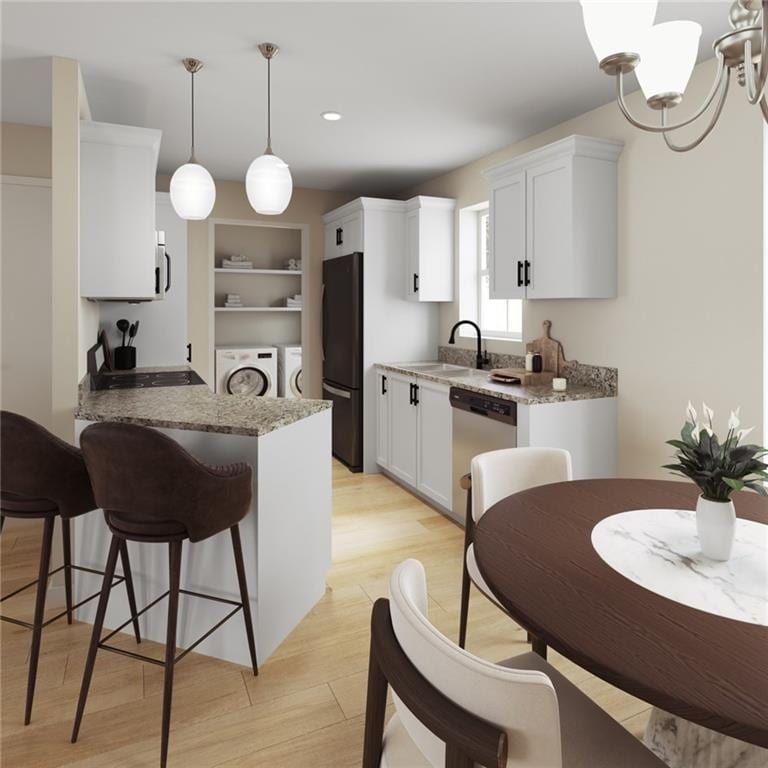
[552,377,567,391]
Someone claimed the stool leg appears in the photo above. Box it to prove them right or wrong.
[24,515,55,725]
[531,636,548,659]
[230,524,258,676]
[458,488,473,650]
[71,534,120,743]
[118,541,142,644]
[161,540,182,768]
[0,514,5,533]
[61,518,73,625]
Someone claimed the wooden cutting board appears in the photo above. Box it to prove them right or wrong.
[525,320,575,377]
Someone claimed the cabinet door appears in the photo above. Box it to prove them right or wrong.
[489,172,526,300]
[416,380,452,508]
[387,372,417,486]
[340,212,364,254]
[525,157,572,299]
[324,222,339,261]
[376,370,390,469]
[405,210,420,300]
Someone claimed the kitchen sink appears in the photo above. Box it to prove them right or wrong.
[434,368,490,378]
[397,362,468,373]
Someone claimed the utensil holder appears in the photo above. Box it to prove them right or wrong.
[114,346,136,370]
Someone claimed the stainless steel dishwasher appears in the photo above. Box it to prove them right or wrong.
[450,387,517,522]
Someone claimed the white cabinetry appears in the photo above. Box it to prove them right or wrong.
[80,121,162,301]
[324,210,363,260]
[483,135,623,300]
[376,368,452,510]
[405,196,455,302]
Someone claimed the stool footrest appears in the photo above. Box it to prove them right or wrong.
[97,588,247,667]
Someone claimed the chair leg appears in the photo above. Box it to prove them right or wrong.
[119,540,142,644]
[160,540,182,768]
[71,534,120,743]
[230,524,258,676]
[531,636,548,659]
[61,518,73,625]
[24,515,55,725]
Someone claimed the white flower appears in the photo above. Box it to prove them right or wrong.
[686,400,698,425]
[728,407,741,431]
[702,401,715,429]
[737,426,754,443]
[691,422,701,442]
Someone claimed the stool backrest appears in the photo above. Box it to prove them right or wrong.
[1,410,95,518]
[387,559,562,768]
[80,422,252,542]
[471,448,572,523]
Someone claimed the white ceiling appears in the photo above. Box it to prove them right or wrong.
[1,1,731,195]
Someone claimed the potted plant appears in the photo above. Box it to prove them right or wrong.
[664,402,767,560]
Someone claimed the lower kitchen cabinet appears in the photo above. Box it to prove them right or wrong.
[376,368,452,510]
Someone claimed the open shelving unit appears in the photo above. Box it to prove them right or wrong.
[207,218,307,377]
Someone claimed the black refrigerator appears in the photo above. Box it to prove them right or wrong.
[322,252,363,472]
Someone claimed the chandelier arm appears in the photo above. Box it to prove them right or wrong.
[744,35,768,105]
[615,54,727,133]
[660,69,732,153]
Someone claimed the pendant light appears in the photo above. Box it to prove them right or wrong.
[246,43,293,215]
[170,58,216,220]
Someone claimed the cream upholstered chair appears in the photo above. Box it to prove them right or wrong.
[362,559,666,768]
[459,447,572,654]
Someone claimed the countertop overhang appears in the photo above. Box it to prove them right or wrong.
[376,362,616,405]
[76,370,331,437]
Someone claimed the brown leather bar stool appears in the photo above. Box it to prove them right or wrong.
[0,411,141,725]
[72,422,258,768]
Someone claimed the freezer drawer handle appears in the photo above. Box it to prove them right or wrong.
[323,382,351,399]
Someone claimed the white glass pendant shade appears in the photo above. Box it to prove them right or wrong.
[170,162,216,220]
[635,21,702,101]
[580,0,658,62]
[245,152,293,215]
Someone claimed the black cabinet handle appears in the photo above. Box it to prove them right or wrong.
[336,227,343,246]
[186,343,192,363]
[381,375,387,395]
[165,251,171,293]
[413,384,419,406]
[524,260,531,286]
[413,273,419,293]
[517,261,523,287]
[408,382,414,405]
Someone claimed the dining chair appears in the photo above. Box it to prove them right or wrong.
[459,447,572,655]
[72,422,258,768]
[0,410,141,725]
[363,558,667,767]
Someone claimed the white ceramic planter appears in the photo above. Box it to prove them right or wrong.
[695,496,736,561]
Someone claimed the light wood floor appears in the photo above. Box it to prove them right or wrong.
[1,462,650,766]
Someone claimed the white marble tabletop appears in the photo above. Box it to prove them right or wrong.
[591,508,768,626]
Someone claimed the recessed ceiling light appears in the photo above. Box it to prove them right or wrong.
[321,111,342,121]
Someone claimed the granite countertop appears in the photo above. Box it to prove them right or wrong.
[76,369,331,437]
[376,362,616,405]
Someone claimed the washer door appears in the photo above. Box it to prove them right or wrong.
[290,367,303,398]
[226,365,270,396]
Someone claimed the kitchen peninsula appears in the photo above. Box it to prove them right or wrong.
[73,371,332,665]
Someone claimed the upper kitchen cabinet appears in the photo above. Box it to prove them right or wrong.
[80,121,163,301]
[324,208,364,261]
[483,135,623,300]
[405,196,455,302]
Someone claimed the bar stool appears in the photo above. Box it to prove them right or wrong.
[0,411,141,725]
[72,421,258,768]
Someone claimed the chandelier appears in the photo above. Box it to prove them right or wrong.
[581,0,766,152]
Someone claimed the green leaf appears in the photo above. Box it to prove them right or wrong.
[723,477,745,492]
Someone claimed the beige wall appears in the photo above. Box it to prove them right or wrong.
[400,58,763,479]
[1,122,52,178]
[157,175,351,395]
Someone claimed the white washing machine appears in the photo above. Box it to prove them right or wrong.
[215,346,277,397]
[277,344,303,398]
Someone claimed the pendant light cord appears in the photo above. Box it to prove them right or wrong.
[190,69,196,163]
[266,57,272,154]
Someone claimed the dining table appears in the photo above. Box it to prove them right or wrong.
[473,478,768,768]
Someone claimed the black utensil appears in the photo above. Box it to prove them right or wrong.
[128,321,139,347]
[116,318,130,347]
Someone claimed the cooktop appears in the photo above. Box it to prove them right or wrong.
[92,370,205,391]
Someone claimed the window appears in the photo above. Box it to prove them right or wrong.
[476,209,522,340]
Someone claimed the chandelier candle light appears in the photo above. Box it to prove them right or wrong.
[169,58,216,220]
[246,42,293,215]
[581,0,767,152]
